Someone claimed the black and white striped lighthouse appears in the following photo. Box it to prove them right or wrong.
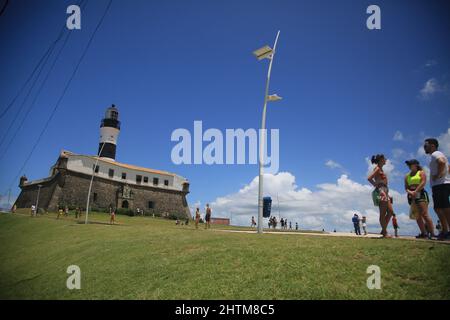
[98,104,120,160]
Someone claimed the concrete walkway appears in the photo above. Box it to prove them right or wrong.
[213,228,450,244]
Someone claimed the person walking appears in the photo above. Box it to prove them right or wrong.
[251,216,256,228]
[110,208,116,225]
[404,159,435,239]
[57,207,63,219]
[195,208,201,229]
[352,213,361,235]
[424,138,450,240]
[295,222,298,231]
[30,204,36,217]
[361,216,368,235]
[205,204,212,229]
[392,213,399,238]
[368,154,394,238]
[64,206,69,217]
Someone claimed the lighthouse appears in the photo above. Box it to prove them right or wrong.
[98,104,120,160]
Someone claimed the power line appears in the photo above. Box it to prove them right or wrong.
[0,45,54,121]
[0,0,9,17]
[0,30,72,161]
[8,0,113,190]
[0,45,54,148]
[0,0,86,121]
[0,0,89,158]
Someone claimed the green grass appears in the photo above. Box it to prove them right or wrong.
[0,211,449,299]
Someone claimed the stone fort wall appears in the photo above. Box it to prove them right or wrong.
[15,170,190,219]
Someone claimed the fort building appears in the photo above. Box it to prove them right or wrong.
[14,105,190,218]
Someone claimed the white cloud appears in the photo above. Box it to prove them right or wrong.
[419,78,448,99]
[210,171,417,234]
[392,148,406,159]
[393,131,404,141]
[325,160,348,175]
[424,60,437,68]
[416,128,450,159]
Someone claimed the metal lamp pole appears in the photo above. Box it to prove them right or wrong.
[85,142,106,224]
[257,30,280,234]
[35,184,42,216]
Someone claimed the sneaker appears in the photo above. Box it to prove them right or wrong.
[437,233,447,241]
[415,233,427,239]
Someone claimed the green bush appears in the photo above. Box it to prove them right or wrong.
[116,208,134,216]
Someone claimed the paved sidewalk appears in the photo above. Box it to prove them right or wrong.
[212,228,450,244]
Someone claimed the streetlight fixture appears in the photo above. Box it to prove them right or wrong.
[253,30,282,234]
[85,142,106,224]
[35,184,43,216]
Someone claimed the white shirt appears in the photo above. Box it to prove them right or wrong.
[429,151,450,187]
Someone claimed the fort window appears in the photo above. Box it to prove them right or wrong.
[121,172,126,179]
[148,201,154,209]
[122,200,129,208]
[164,180,169,186]
[93,193,98,202]
[94,165,99,173]
[108,169,114,178]
[143,176,148,183]
[153,178,159,185]
[136,175,142,184]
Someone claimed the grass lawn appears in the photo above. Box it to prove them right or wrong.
[0,211,449,299]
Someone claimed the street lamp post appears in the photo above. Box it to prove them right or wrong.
[35,184,43,216]
[85,142,106,224]
[253,31,281,234]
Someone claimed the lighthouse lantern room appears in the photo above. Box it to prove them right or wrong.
[98,104,120,160]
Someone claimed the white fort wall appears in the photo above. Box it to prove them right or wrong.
[62,154,187,192]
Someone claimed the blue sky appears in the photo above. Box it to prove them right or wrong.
[1,0,449,233]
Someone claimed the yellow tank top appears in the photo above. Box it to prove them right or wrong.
[407,170,422,186]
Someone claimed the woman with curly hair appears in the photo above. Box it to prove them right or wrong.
[368,154,394,237]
